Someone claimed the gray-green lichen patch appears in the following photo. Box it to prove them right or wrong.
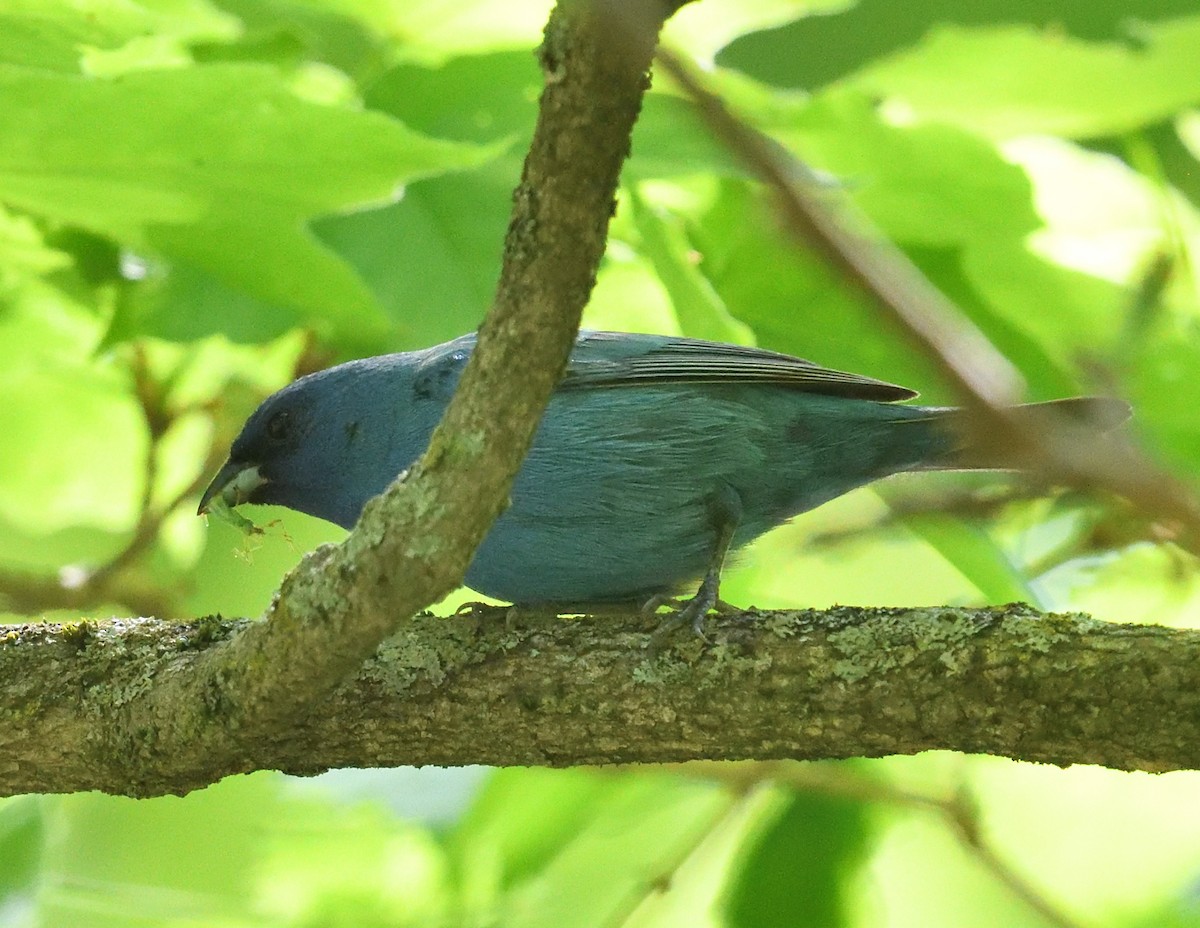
[759,609,812,640]
[629,625,774,688]
[996,607,1090,654]
[826,608,991,684]
[632,648,696,686]
[696,635,773,687]
[366,614,487,693]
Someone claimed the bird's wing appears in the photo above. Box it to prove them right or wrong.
[560,332,917,402]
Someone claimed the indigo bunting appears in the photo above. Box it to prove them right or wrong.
[199,332,1128,629]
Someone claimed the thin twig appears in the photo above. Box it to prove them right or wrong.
[654,47,1200,555]
[942,786,1087,928]
[653,49,1024,410]
[84,438,226,591]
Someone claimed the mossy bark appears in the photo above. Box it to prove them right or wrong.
[4,605,1199,797]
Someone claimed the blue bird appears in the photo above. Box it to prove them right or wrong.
[199,332,1128,630]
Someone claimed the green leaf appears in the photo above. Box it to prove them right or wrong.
[688,178,956,399]
[258,791,449,928]
[109,258,309,347]
[898,513,1039,606]
[0,364,147,534]
[663,0,853,63]
[725,790,872,928]
[847,18,1200,140]
[715,0,1200,91]
[449,768,614,892]
[0,203,71,281]
[628,93,749,180]
[0,797,43,900]
[313,173,511,351]
[0,0,239,72]
[0,63,497,347]
[333,51,543,348]
[449,770,736,928]
[496,774,730,928]
[584,245,680,335]
[684,86,1102,399]
[1124,330,1200,476]
[188,505,346,618]
[364,50,539,144]
[377,0,551,64]
[629,186,754,344]
[36,774,285,926]
[775,89,1040,246]
[205,0,391,81]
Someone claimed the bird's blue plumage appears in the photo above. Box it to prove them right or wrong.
[201,332,1125,608]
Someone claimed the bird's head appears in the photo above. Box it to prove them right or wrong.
[199,357,429,530]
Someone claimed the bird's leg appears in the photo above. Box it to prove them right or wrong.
[646,484,742,642]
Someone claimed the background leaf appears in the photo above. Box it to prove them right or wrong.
[0,63,496,349]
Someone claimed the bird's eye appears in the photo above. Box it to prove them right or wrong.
[265,410,292,442]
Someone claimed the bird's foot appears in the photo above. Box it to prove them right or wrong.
[642,576,733,648]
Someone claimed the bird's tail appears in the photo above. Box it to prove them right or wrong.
[904,396,1132,471]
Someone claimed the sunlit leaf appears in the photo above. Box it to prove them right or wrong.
[847,18,1200,140]
[629,187,754,344]
[0,64,497,347]
[898,514,1039,606]
[715,0,1200,91]
[0,0,239,72]
[0,797,42,900]
[467,771,730,928]
[36,774,284,927]
[0,365,146,533]
[664,0,853,63]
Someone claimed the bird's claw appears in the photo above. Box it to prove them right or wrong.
[453,600,494,618]
[642,575,725,648]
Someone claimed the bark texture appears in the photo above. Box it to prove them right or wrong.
[4,605,1198,797]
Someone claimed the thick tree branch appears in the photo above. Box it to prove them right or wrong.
[3,604,1197,796]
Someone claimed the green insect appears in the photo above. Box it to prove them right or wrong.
[203,494,264,538]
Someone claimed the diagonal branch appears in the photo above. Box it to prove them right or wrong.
[11,0,686,792]
[3,604,1199,796]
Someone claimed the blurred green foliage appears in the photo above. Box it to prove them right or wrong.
[3,0,1200,925]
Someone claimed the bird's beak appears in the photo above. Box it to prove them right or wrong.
[197,460,267,515]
